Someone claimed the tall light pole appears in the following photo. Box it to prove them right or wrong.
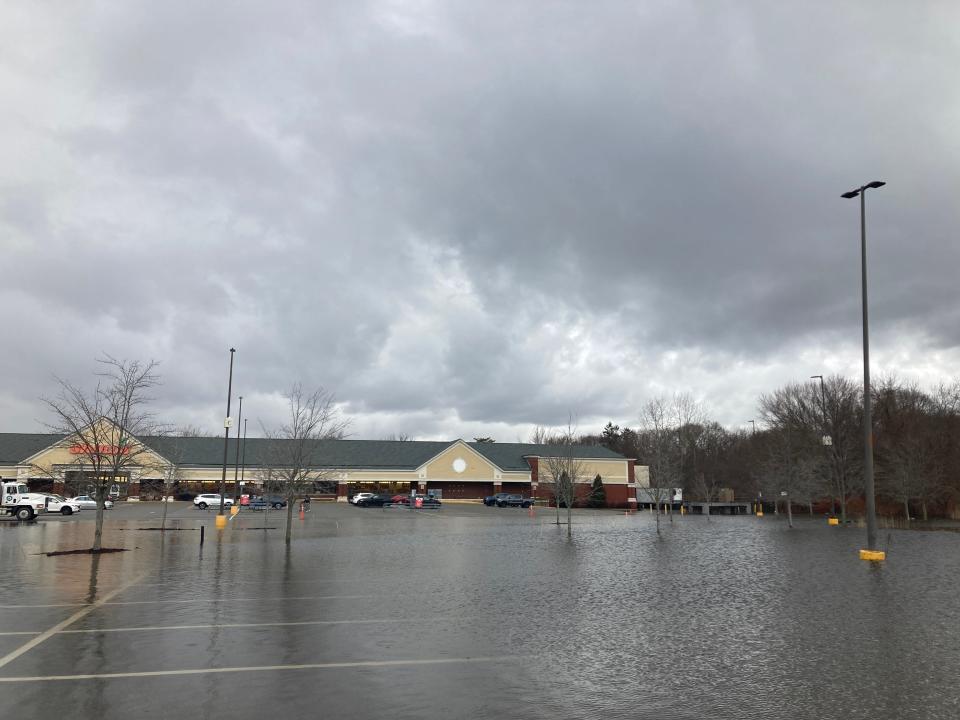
[240,418,248,490]
[747,420,760,515]
[218,348,236,516]
[841,180,885,555]
[232,396,243,502]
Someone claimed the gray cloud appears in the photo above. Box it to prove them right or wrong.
[1,1,959,440]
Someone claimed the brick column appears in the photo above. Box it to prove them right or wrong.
[627,460,637,507]
[337,481,349,502]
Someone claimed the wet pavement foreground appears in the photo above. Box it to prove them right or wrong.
[1,502,959,720]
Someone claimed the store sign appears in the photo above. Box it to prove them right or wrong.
[69,444,131,456]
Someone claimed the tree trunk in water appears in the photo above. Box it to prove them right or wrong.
[285,498,295,545]
[668,500,673,523]
[808,500,814,516]
[93,505,104,551]
[922,500,928,522]
[655,502,661,535]
[555,497,560,526]
[839,494,847,525]
[903,497,910,526]
[786,495,793,528]
[160,485,170,532]
[566,502,572,538]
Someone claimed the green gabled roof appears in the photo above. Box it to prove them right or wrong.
[0,433,67,465]
[0,432,625,472]
[469,441,624,471]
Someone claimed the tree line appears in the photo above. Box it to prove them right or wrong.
[582,378,960,523]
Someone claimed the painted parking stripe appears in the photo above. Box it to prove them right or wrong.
[0,655,528,682]
[0,594,374,610]
[1,617,449,638]
[0,573,146,671]
[103,594,373,606]
[59,618,447,634]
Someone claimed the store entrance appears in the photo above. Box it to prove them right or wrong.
[64,470,130,499]
[348,481,416,497]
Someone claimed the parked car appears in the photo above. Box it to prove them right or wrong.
[174,491,197,501]
[193,494,234,510]
[483,493,513,507]
[44,494,82,515]
[72,495,114,510]
[350,492,374,506]
[247,495,287,510]
[356,493,394,507]
[496,494,534,508]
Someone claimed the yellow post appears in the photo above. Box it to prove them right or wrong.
[859,549,886,561]
[828,517,840,526]
[215,514,227,529]
[230,505,239,516]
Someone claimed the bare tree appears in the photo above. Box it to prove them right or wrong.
[40,356,161,551]
[260,385,349,545]
[638,397,677,534]
[540,420,587,538]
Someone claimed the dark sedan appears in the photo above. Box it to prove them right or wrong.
[483,493,513,507]
[356,493,394,507]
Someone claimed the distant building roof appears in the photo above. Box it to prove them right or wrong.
[0,433,625,472]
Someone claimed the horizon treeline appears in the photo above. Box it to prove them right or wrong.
[580,376,960,521]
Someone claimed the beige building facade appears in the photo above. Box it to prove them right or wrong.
[0,430,648,507]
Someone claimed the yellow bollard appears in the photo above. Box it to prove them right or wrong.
[680,505,685,516]
[230,505,239,516]
[859,549,886,561]
[215,514,228,529]
[756,510,764,517]
[828,517,840,526]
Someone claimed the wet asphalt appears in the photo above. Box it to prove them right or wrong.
[1,502,959,720]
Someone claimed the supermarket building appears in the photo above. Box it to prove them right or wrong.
[0,431,648,507]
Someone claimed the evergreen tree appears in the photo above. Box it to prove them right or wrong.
[587,474,606,508]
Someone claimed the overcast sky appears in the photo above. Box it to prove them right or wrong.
[1,1,958,441]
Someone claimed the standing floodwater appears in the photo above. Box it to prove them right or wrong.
[0,504,958,720]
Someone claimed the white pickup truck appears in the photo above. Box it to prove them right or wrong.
[1,481,48,521]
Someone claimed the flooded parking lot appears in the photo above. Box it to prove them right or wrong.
[1,503,959,719]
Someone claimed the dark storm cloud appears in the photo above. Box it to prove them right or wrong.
[1,1,958,438]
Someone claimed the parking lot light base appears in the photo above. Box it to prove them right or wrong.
[215,514,228,529]
[859,549,885,561]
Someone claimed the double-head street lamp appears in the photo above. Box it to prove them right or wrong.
[841,181,885,555]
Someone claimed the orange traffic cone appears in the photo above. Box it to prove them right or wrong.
[299,503,305,520]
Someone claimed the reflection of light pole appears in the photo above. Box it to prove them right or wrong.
[232,396,243,502]
[841,180,885,553]
[218,348,236,516]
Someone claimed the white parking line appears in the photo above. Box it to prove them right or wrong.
[0,573,146,671]
[1,617,449,638]
[0,594,373,610]
[103,594,373,606]
[0,655,527,682]
[59,618,446,634]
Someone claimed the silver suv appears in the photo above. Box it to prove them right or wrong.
[193,494,234,510]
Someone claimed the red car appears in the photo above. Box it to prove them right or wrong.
[391,494,411,504]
